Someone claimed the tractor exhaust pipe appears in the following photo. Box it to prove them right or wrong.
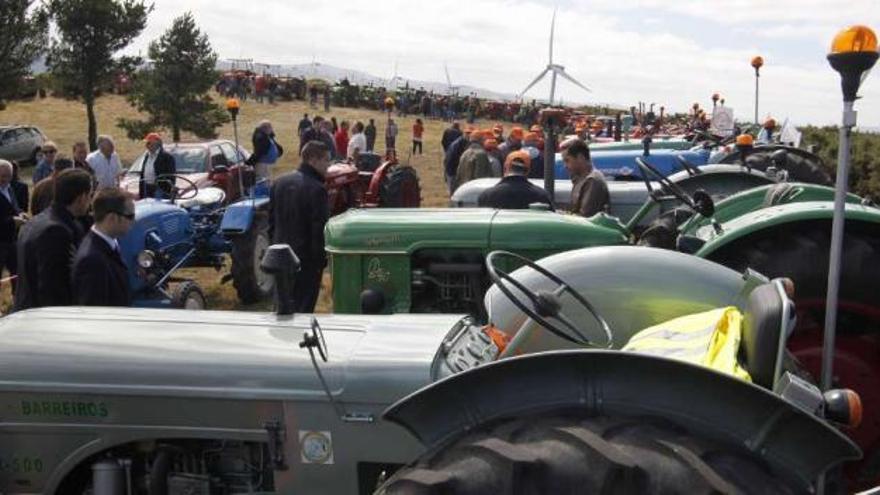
[261,244,301,317]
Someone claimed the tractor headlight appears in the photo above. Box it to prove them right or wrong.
[137,250,156,269]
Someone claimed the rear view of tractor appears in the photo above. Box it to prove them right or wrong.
[325,152,421,216]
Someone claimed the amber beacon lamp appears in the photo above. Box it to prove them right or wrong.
[821,25,878,391]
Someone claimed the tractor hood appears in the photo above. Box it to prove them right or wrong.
[0,308,462,405]
[325,208,628,254]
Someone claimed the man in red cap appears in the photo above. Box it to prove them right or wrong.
[498,126,524,164]
[138,133,176,199]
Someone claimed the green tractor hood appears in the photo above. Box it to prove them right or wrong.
[326,208,629,314]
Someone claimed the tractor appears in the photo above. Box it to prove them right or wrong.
[0,246,863,493]
[119,176,272,308]
[325,152,421,216]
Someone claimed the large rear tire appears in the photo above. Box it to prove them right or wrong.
[231,211,273,304]
[379,165,421,207]
[377,413,797,494]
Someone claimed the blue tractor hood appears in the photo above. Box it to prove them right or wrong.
[554,147,711,180]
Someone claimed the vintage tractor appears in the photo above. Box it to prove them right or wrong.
[119,177,272,308]
[325,152,421,216]
[0,246,862,493]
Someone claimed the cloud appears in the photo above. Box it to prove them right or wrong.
[125,0,880,125]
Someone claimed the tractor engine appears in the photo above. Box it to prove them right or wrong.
[85,440,273,495]
[410,249,488,318]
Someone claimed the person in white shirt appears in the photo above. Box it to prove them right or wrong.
[86,135,123,190]
[347,122,367,161]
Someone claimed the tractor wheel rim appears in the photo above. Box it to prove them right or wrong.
[255,232,272,292]
[185,293,205,310]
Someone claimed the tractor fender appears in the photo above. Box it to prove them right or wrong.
[364,160,394,206]
[384,350,860,486]
[695,201,880,258]
[220,197,271,235]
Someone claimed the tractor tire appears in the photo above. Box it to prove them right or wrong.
[171,281,207,310]
[231,211,273,304]
[379,166,421,207]
[719,146,832,186]
[377,413,797,494]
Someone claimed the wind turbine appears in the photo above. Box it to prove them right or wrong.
[387,60,401,89]
[444,63,460,95]
[519,9,591,105]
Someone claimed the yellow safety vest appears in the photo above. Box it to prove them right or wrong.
[623,307,752,382]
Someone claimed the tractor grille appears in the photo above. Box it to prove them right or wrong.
[162,216,181,236]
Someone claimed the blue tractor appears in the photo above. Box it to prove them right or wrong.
[118,177,272,309]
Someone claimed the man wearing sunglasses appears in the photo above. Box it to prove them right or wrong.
[32,142,59,185]
[72,188,134,307]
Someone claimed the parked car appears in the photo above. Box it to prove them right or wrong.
[122,140,252,202]
[0,125,46,164]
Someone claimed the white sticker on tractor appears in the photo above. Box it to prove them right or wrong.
[299,430,334,464]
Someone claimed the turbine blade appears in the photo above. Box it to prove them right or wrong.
[549,8,556,63]
[556,68,592,93]
[520,68,550,98]
[445,63,452,87]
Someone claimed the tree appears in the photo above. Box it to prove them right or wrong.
[0,1,49,106]
[118,13,228,142]
[46,0,151,149]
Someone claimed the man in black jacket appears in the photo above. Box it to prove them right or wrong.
[72,188,133,307]
[14,168,93,311]
[246,120,284,183]
[138,133,176,199]
[441,121,462,152]
[443,127,472,194]
[269,141,331,312]
[0,160,27,295]
[477,150,554,210]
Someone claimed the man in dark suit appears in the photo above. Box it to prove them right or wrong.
[478,150,554,211]
[0,160,27,295]
[13,168,93,311]
[269,140,330,312]
[139,133,176,199]
[72,188,134,306]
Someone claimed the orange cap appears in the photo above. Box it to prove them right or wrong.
[144,132,162,142]
[504,150,532,172]
[509,127,525,140]
[736,134,754,147]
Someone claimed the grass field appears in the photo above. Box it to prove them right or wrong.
[0,94,502,313]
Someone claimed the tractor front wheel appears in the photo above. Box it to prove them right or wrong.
[377,413,797,494]
[171,281,207,310]
[231,212,273,304]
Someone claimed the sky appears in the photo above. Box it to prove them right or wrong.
[124,0,880,126]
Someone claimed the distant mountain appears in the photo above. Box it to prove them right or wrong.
[216,59,515,101]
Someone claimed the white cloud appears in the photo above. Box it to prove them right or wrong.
[125,0,880,126]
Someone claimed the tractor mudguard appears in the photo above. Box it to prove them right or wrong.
[384,350,860,487]
[220,197,271,235]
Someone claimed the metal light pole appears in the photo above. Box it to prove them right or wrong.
[821,25,878,391]
[226,98,245,198]
[751,56,763,125]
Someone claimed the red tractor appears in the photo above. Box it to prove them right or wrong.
[326,152,421,216]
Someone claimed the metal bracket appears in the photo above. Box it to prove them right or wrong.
[264,420,288,471]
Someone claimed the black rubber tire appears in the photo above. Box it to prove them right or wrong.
[706,219,880,316]
[637,208,694,249]
[379,166,421,207]
[230,211,273,304]
[377,413,798,494]
[170,280,207,310]
[717,146,832,186]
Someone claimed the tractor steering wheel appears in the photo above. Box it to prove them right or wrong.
[486,250,614,348]
[156,174,199,201]
[636,157,696,210]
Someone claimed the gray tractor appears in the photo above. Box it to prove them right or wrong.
[0,246,862,494]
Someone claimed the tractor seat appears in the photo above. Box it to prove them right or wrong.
[739,281,794,388]
[175,187,226,209]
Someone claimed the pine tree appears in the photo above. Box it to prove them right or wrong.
[46,0,151,149]
[118,13,229,142]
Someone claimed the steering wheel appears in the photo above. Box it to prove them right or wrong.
[635,157,696,210]
[155,174,199,201]
[485,250,614,348]
[310,316,328,362]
